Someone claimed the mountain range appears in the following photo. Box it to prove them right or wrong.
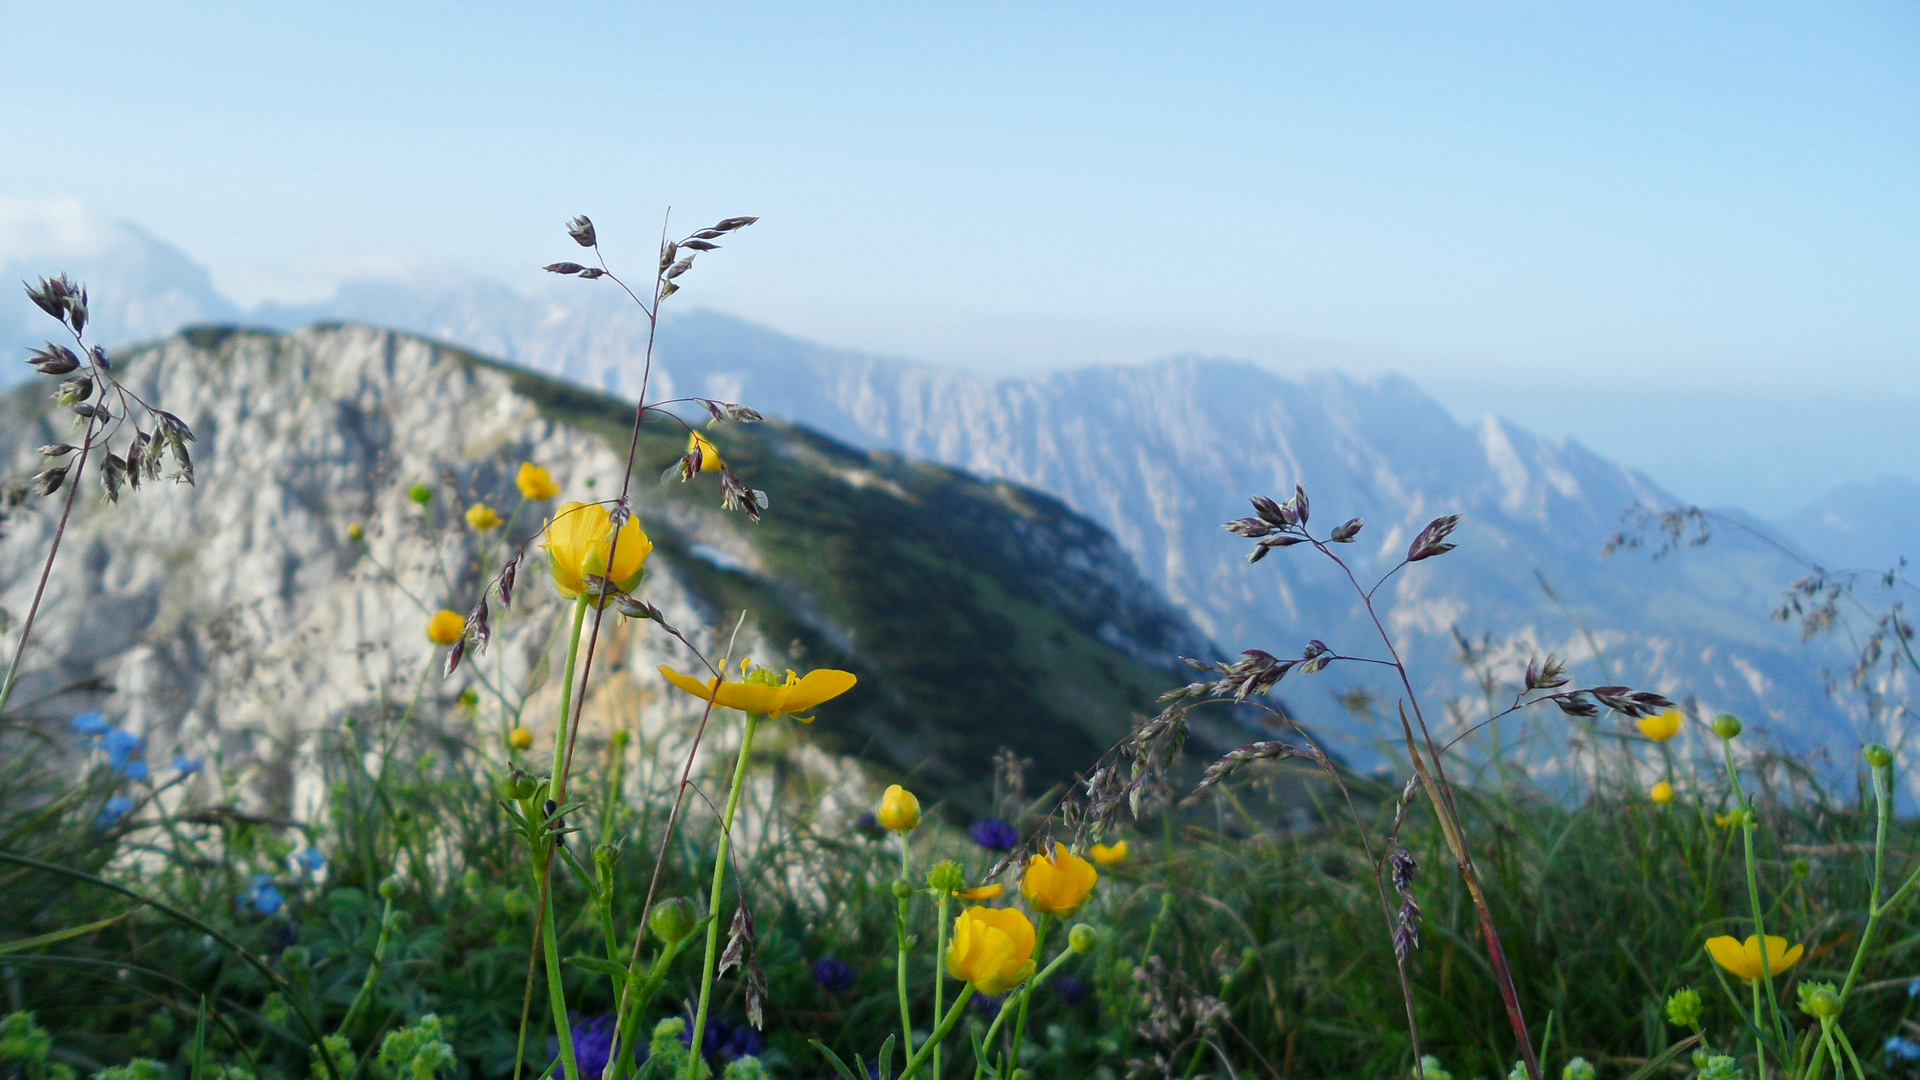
[4,213,1909,775]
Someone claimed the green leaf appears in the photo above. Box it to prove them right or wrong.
[0,908,135,955]
[567,954,632,980]
[810,1039,862,1080]
[1620,1034,1702,1080]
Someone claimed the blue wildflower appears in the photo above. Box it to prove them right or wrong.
[1909,978,1919,999]
[814,957,858,995]
[1054,974,1089,1005]
[854,811,883,838]
[121,759,150,782]
[682,1013,763,1063]
[295,848,327,873]
[96,796,135,829]
[71,711,113,736]
[172,755,203,774]
[554,1016,637,1076]
[970,818,1019,852]
[1886,1036,1920,1063]
[102,728,143,771]
[244,874,284,916]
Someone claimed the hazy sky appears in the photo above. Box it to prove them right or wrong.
[2,1,1916,510]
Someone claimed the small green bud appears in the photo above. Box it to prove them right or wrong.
[408,483,433,505]
[1665,987,1703,1029]
[927,859,966,894]
[378,877,402,900]
[650,897,699,943]
[1691,1051,1711,1071]
[1068,923,1097,953]
[1798,980,1843,1019]
[612,728,631,748]
[1417,1056,1453,1080]
[1792,857,1810,879]
[1561,1056,1594,1080]
[1508,1063,1528,1080]
[503,768,536,801]
[459,688,479,709]
[282,945,311,970]
[891,878,914,900]
[1712,713,1742,739]
[1866,743,1894,768]
[594,843,620,877]
[1698,1056,1742,1080]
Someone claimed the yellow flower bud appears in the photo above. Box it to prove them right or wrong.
[1068,923,1097,953]
[426,609,466,645]
[1022,843,1098,917]
[346,522,364,543]
[1637,709,1683,743]
[1090,840,1129,865]
[508,726,534,750]
[517,463,562,501]
[946,906,1036,995]
[1650,780,1674,805]
[878,784,921,832]
[541,501,651,600]
[466,503,502,531]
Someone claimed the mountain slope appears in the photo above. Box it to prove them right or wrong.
[0,324,1200,806]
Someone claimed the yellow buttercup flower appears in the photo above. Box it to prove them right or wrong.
[946,906,1036,995]
[1091,840,1129,865]
[958,883,1005,901]
[426,610,466,645]
[657,662,856,721]
[878,784,921,832]
[1638,709,1684,743]
[517,462,562,501]
[542,501,651,600]
[689,430,725,472]
[508,726,534,750]
[1650,781,1674,805]
[1022,842,1098,917]
[466,503,502,531]
[1705,934,1804,981]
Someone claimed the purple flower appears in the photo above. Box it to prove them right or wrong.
[102,728,143,771]
[683,1013,763,1062]
[854,811,883,838]
[70,711,113,737]
[969,993,1004,1019]
[970,818,1018,852]
[555,1016,638,1076]
[295,848,327,873]
[1053,975,1088,1005]
[96,796,134,829]
[244,874,284,916]
[172,755,203,774]
[814,957,858,995]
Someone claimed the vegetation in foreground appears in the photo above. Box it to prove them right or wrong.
[4,218,1919,1080]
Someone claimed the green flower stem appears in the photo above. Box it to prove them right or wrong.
[612,938,687,1080]
[1839,760,1897,1005]
[550,595,592,807]
[1007,918,1051,1068]
[334,893,398,1039]
[1832,1023,1867,1080]
[974,938,1081,1080]
[1723,738,1787,1046]
[686,710,764,1080]
[898,835,916,1060]
[933,892,951,1080]
[539,851,582,1080]
[895,983,977,1080]
[1753,976,1766,1080]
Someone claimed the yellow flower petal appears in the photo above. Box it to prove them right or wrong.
[657,664,856,719]
[689,430,725,472]
[1091,840,1129,864]
[1022,842,1098,916]
[958,883,1005,901]
[946,906,1036,994]
[517,463,561,501]
[1705,934,1804,981]
[466,502,502,531]
[508,726,534,750]
[541,502,651,599]
[1650,781,1674,805]
[1637,709,1684,743]
[426,609,466,645]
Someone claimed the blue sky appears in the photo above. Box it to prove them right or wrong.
[2,1,1916,510]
